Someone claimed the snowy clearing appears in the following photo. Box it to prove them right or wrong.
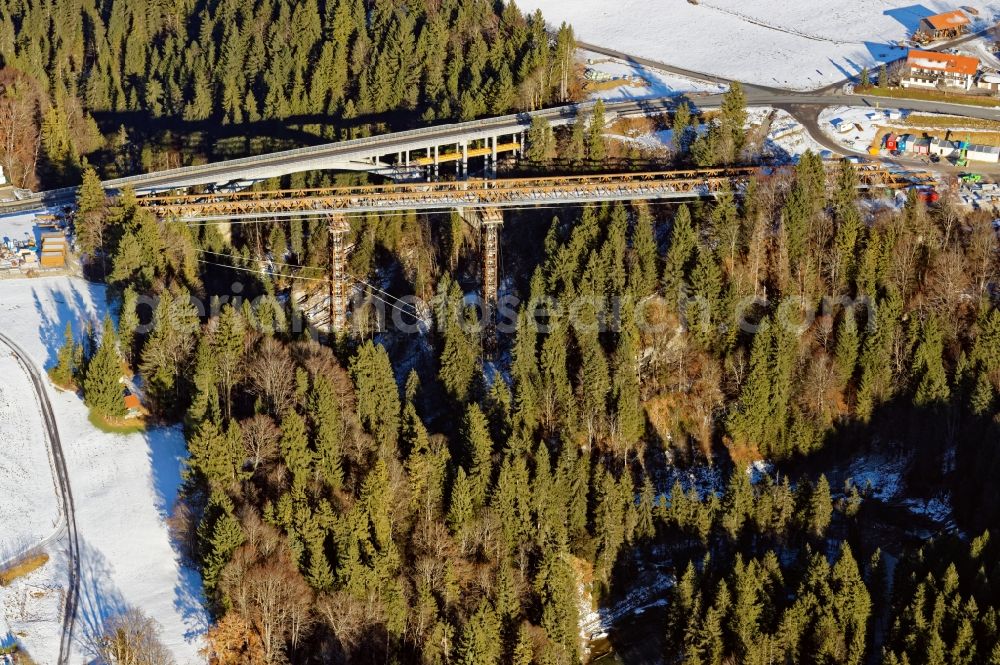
[580,49,727,101]
[819,105,912,152]
[519,0,1000,90]
[0,353,61,564]
[0,275,207,663]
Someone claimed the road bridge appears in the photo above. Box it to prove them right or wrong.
[138,165,925,222]
[141,165,925,332]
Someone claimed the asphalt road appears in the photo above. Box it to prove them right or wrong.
[0,332,80,665]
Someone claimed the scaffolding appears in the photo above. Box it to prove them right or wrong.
[479,208,504,347]
[328,215,350,333]
[139,165,927,221]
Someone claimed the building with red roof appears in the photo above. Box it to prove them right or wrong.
[917,10,971,41]
[902,49,980,91]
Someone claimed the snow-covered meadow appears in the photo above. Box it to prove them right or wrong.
[0,273,206,663]
[520,0,1000,90]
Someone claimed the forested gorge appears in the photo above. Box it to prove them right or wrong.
[60,144,1000,663]
[0,0,575,187]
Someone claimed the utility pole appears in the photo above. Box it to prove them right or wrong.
[328,214,350,333]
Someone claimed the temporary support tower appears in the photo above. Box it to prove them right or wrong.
[328,214,351,332]
[479,207,504,345]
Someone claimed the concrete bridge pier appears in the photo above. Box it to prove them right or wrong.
[490,136,498,178]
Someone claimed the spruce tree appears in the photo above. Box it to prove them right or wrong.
[447,467,475,539]
[309,375,343,490]
[586,99,607,163]
[913,315,950,408]
[84,316,125,420]
[462,404,494,508]
[279,409,313,488]
[51,322,77,387]
[663,204,696,305]
[630,204,658,297]
[349,340,401,450]
[118,287,139,366]
[835,309,860,388]
[673,102,692,155]
[808,475,833,538]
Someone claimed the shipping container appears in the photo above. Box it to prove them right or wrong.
[40,251,64,268]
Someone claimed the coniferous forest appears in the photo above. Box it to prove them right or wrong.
[0,0,575,188]
[4,0,1000,663]
[61,151,1000,664]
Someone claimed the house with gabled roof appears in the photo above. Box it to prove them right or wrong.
[901,50,979,91]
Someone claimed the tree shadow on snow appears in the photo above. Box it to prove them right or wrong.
[30,280,106,371]
[144,425,210,641]
[75,538,129,661]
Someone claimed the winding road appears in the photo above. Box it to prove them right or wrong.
[0,332,80,665]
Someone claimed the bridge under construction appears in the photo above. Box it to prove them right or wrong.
[139,164,924,221]
[138,164,929,333]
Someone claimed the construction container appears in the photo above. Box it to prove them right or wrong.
[967,144,1000,163]
[885,133,898,151]
[40,251,64,268]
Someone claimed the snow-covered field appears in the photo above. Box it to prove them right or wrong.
[819,105,911,153]
[580,49,727,101]
[0,275,206,663]
[521,0,1000,90]
[0,354,60,562]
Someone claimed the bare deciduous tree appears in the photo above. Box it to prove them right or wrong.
[241,413,280,472]
[98,608,174,665]
[247,337,296,416]
[220,521,314,663]
[0,67,43,189]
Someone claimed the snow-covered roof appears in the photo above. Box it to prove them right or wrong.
[922,9,970,31]
[907,49,979,76]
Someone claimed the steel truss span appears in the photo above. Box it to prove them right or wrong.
[138,165,928,221]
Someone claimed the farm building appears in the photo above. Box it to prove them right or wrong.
[915,10,971,42]
[901,50,979,91]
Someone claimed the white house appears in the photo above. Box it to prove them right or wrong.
[901,50,979,91]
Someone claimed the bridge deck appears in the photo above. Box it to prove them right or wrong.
[137,166,925,221]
